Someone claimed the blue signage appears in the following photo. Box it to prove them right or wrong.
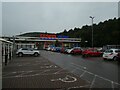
[40,38,56,40]
[39,35,69,40]
[57,35,69,38]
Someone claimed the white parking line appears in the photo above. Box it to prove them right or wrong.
[70,62,120,88]
[72,65,86,71]
[3,73,14,77]
[54,69,64,74]
[111,81,114,90]
[71,63,87,70]
[96,75,113,83]
[71,67,78,73]
[3,69,71,78]
[89,75,97,89]
[16,71,30,76]
[80,71,86,77]
[67,84,90,90]
[3,69,70,78]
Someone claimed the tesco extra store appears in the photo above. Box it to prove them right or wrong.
[14,33,81,50]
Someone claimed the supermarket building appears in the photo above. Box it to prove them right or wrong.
[11,33,81,50]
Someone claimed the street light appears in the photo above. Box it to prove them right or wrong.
[89,16,94,48]
[85,41,88,48]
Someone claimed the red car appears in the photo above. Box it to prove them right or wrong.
[60,47,70,53]
[60,47,66,53]
[69,47,83,55]
[82,48,103,57]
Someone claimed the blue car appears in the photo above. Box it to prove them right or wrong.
[54,47,62,52]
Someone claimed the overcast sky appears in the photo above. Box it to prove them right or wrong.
[2,2,118,36]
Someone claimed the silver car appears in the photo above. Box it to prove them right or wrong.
[16,48,40,57]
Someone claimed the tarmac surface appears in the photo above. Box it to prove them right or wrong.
[2,56,90,89]
[40,50,120,89]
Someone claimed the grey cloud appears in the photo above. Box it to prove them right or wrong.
[2,2,118,36]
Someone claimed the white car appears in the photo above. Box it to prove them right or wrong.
[46,47,51,51]
[103,49,120,60]
[16,48,40,57]
[66,48,72,53]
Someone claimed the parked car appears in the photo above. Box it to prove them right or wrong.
[82,48,103,57]
[61,47,72,53]
[66,47,82,54]
[103,49,120,60]
[52,47,62,52]
[16,48,40,57]
[51,47,56,52]
[116,52,120,61]
[66,48,72,54]
[70,47,82,54]
[56,47,62,52]
[46,45,55,51]
[46,47,51,51]
[60,47,69,53]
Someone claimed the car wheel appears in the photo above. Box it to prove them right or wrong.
[82,54,85,57]
[71,52,74,55]
[113,56,117,61]
[18,52,23,57]
[103,58,107,60]
[86,54,90,57]
[34,53,39,57]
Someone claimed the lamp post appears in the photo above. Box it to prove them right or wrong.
[85,40,88,48]
[89,16,94,48]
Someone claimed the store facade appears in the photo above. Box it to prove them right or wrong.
[12,33,81,50]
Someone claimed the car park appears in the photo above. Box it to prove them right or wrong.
[82,48,103,57]
[16,48,40,57]
[103,49,120,60]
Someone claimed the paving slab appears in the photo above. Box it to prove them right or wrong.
[2,56,89,89]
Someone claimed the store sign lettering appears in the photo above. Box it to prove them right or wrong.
[40,34,69,39]
[40,34,56,38]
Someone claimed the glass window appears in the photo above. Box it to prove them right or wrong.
[105,50,113,53]
[115,50,120,53]
[22,48,28,50]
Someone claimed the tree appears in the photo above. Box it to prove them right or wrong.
[57,18,120,47]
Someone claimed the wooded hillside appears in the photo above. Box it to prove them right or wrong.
[57,18,120,47]
[19,18,120,47]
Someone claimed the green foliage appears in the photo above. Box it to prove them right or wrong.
[57,18,120,47]
[19,18,120,47]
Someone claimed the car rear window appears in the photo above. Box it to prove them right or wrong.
[115,50,120,53]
